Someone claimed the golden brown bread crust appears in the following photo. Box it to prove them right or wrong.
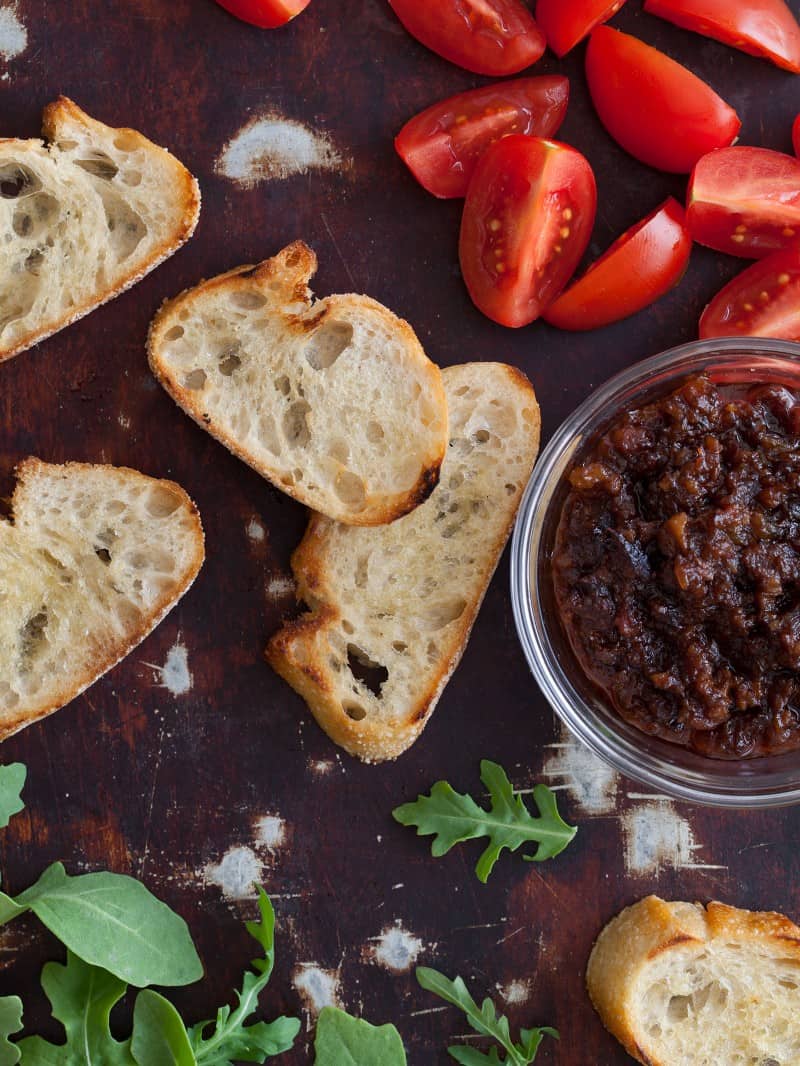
[0,97,201,364]
[586,896,800,1066]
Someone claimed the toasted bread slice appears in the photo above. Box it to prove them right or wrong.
[0,97,200,363]
[0,459,204,741]
[587,895,800,1066]
[148,242,448,526]
[266,362,541,761]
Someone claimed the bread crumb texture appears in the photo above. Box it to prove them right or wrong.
[587,895,800,1066]
[0,459,204,740]
[267,362,541,761]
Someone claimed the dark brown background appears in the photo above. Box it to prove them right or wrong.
[1,1,799,1062]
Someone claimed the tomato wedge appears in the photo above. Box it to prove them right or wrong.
[543,199,692,331]
[700,245,800,340]
[535,0,627,57]
[395,77,569,200]
[585,26,740,173]
[460,136,597,328]
[644,0,800,74]
[687,147,800,258]
[794,114,800,157]
[214,0,309,27]
[387,0,545,76]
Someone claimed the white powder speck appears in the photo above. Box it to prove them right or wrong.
[368,922,425,973]
[145,641,192,696]
[216,114,345,187]
[311,759,334,775]
[293,964,341,1015]
[254,814,285,853]
[498,979,531,1006]
[622,802,727,876]
[541,726,619,815]
[266,575,295,601]
[118,414,131,431]
[0,5,26,61]
[247,518,265,543]
[204,846,262,900]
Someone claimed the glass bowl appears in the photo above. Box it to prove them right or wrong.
[511,337,800,809]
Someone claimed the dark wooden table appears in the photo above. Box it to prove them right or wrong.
[2,1,800,1062]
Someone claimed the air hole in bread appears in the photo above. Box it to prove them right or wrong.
[304,320,353,370]
[0,164,41,199]
[334,470,366,510]
[122,170,142,187]
[346,644,388,697]
[328,438,349,465]
[473,429,490,444]
[258,414,282,456]
[366,421,384,443]
[146,486,181,518]
[454,385,470,397]
[354,556,369,588]
[183,369,207,391]
[100,192,147,260]
[341,620,355,635]
[392,641,408,654]
[114,131,141,152]
[230,290,267,311]
[57,139,79,151]
[522,407,537,425]
[343,701,367,721]
[94,547,112,565]
[75,153,119,181]
[164,325,184,342]
[20,609,49,667]
[420,598,467,631]
[25,250,44,277]
[12,211,32,237]
[283,401,311,447]
[275,375,291,396]
[218,346,242,376]
[505,483,517,496]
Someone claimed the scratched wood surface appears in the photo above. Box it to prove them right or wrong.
[1,1,800,1062]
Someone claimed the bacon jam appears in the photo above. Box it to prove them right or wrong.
[552,374,800,759]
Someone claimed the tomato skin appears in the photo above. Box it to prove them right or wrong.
[687,147,800,258]
[585,26,740,173]
[460,135,597,328]
[536,0,626,57]
[214,0,310,27]
[794,114,800,158]
[395,77,569,199]
[543,198,692,331]
[387,0,546,76]
[644,0,800,74]
[700,245,800,340]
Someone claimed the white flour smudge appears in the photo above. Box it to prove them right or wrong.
[254,814,285,853]
[293,964,341,1016]
[0,5,27,61]
[143,640,192,696]
[247,518,265,543]
[368,921,425,973]
[622,802,727,876]
[216,115,346,187]
[311,759,334,775]
[541,726,619,815]
[204,846,262,900]
[498,979,531,1006]
[266,575,295,602]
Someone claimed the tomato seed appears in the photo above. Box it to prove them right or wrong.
[560,227,571,239]
[778,273,791,285]
[782,228,796,238]
[731,234,746,244]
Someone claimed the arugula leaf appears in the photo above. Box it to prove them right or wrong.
[0,997,22,1065]
[416,968,557,1066]
[0,766,25,831]
[17,951,136,1065]
[11,862,202,988]
[393,760,577,882]
[131,990,196,1066]
[188,888,300,1063]
[313,1006,407,1065]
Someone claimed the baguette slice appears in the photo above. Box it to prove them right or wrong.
[148,242,448,526]
[587,895,800,1066]
[0,459,205,741]
[0,97,200,362]
[266,362,540,761]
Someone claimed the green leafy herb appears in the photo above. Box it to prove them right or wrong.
[313,1006,407,1066]
[0,766,25,830]
[131,990,195,1066]
[17,951,136,1065]
[187,888,300,1063]
[393,760,577,882]
[0,998,22,1066]
[5,862,203,988]
[416,967,557,1066]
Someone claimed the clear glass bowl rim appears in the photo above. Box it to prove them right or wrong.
[511,336,800,809]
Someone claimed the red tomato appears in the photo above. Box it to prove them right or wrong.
[700,245,800,340]
[395,77,569,199]
[585,26,740,173]
[687,147,800,258]
[644,0,800,74]
[536,0,627,57]
[387,0,546,76]
[543,198,692,331]
[794,114,800,157]
[460,135,597,327]
[214,0,309,27]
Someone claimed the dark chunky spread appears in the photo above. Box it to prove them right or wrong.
[553,375,800,759]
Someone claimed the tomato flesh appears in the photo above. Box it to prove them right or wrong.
[688,147,800,258]
[535,0,626,57]
[543,198,692,331]
[460,135,597,328]
[700,245,800,340]
[794,114,800,158]
[214,0,309,27]
[586,26,740,173]
[387,0,546,76]
[644,0,800,74]
[395,77,569,199]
